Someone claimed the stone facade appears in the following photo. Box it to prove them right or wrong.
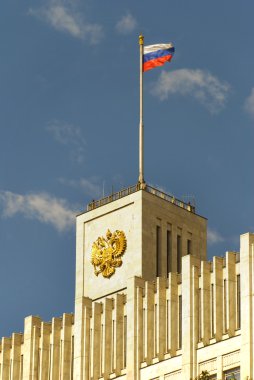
[0,186,253,379]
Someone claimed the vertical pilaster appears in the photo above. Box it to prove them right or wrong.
[60,313,73,380]
[240,233,254,379]
[0,337,11,380]
[91,302,102,380]
[39,322,51,380]
[102,298,113,379]
[137,284,144,369]
[10,333,22,380]
[49,317,62,380]
[181,255,200,380]
[126,276,144,380]
[115,294,125,376]
[31,325,40,380]
[200,261,210,344]
[83,299,92,380]
[213,257,223,341]
[167,273,178,356]
[144,281,154,365]
[23,316,41,380]
[225,252,236,336]
[192,265,199,379]
[156,277,167,360]
[73,296,92,380]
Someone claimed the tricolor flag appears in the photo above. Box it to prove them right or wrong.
[143,43,175,72]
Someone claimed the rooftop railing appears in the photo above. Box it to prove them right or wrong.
[87,183,195,213]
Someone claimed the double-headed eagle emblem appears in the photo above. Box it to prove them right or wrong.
[91,229,127,278]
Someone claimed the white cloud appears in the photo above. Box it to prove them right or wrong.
[152,69,230,113]
[244,87,254,118]
[29,1,103,44]
[58,177,101,198]
[116,12,137,34]
[0,191,77,232]
[207,228,224,244]
[47,121,86,163]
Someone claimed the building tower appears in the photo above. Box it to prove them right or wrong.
[73,183,207,379]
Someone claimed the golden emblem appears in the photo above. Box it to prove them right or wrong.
[91,229,127,278]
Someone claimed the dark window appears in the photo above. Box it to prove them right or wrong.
[224,367,240,379]
[187,239,192,255]
[177,235,182,273]
[156,226,161,276]
[167,230,172,274]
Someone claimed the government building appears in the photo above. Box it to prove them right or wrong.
[0,183,253,379]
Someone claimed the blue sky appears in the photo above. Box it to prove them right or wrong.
[1,0,254,337]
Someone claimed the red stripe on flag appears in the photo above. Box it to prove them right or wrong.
[143,54,173,72]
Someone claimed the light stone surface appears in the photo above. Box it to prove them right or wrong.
[76,189,207,301]
[1,186,254,380]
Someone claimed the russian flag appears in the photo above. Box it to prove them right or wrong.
[143,43,175,72]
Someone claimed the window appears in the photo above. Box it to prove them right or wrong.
[177,235,182,273]
[224,367,240,380]
[187,239,192,255]
[167,230,172,274]
[156,226,161,277]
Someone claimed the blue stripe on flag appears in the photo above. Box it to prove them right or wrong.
[143,47,175,63]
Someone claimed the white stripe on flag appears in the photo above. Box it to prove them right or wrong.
[144,43,174,54]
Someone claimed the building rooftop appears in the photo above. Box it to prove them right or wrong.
[86,183,196,213]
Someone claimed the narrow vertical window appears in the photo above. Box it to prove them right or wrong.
[224,279,227,333]
[211,284,214,337]
[237,274,241,329]
[178,295,182,349]
[167,230,172,275]
[156,226,161,277]
[177,235,182,273]
[187,239,192,255]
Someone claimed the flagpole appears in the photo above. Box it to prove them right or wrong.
[138,34,145,187]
